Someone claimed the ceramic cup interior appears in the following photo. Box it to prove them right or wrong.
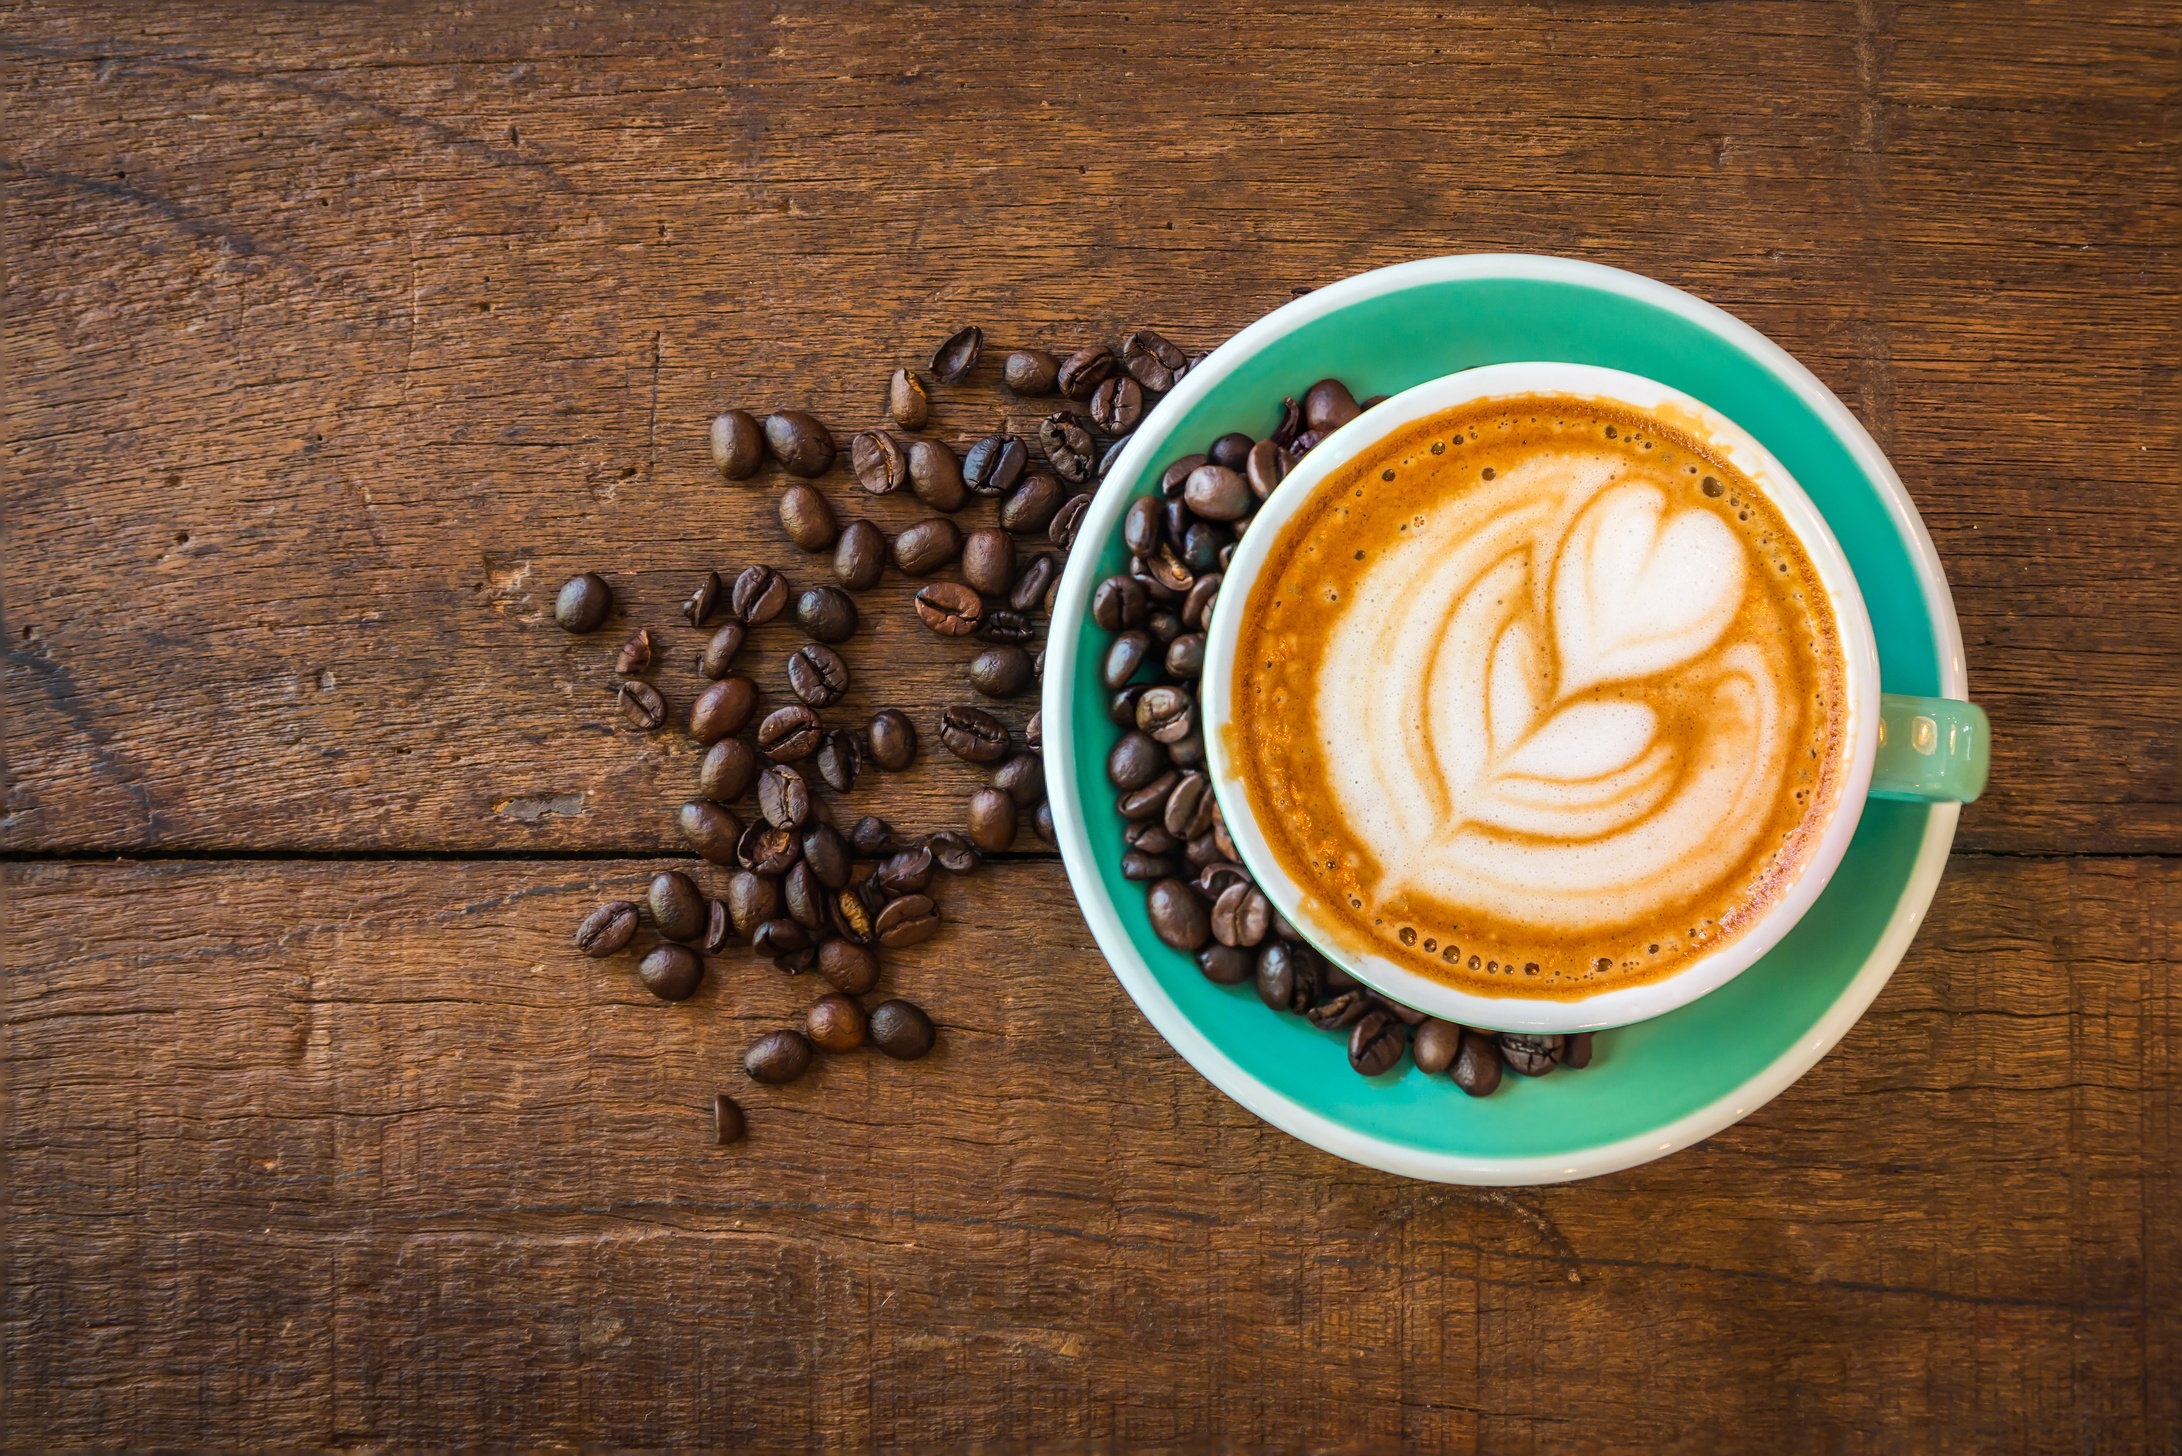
[1200,362,1883,1034]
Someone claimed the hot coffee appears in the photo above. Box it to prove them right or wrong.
[1225,393,1853,998]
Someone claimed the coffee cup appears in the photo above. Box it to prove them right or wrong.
[1201,361,1988,1033]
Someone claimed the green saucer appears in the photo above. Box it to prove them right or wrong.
[1040,256,1967,1184]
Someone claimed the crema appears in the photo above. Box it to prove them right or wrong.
[1226,395,1851,999]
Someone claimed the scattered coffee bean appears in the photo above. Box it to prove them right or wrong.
[876,844,936,895]
[680,799,743,863]
[832,888,876,943]
[1033,802,1057,846]
[833,519,887,590]
[1303,377,1360,432]
[726,870,781,937]
[1092,575,1150,631]
[1090,374,1144,433]
[794,585,858,643]
[1122,329,1187,392]
[1040,412,1097,483]
[1108,731,1167,790]
[752,918,811,958]
[1181,574,1221,631]
[966,787,1017,852]
[1123,496,1164,557]
[851,429,908,494]
[960,527,1015,596]
[764,410,836,477]
[887,368,930,428]
[1557,1032,1596,1070]
[757,764,810,829]
[866,709,918,771]
[938,705,1009,763]
[1183,464,1251,521]
[700,898,735,954]
[1048,493,1091,550]
[1146,877,1211,951]
[976,607,1034,644]
[1254,940,1312,1011]
[757,704,823,761]
[1180,521,1225,574]
[786,644,850,708]
[554,572,612,632]
[1103,629,1154,690]
[1117,769,1178,821]
[744,1029,814,1084]
[1025,710,1042,751]
[698,737,758,801]
[648,870,707,942]
[1001,471,1065,532]
[868,998,936,1059]
[875,894,940,948]
[1246,439,1287,499]
[968,643,1033,698]
[1209,880,1270,948]
[1109,684,1150,728]
[690,676,759,744]
[713,1092,747,1144]
[699,620,747,678]
[614,628,653,675]
[779,483,838,550]
[926,830,980,874]
[617,680,667,731]
[1145,602,1187,640]
[1412,1019,1463,1075]
[784,861,827,929]
[848,814,896,857]
[574,900,640,957]
[1499,1033,1563,1077]
[1208,432,1253,470]
[1057,344,1117,400]
[893,516,963,575]
[814,728,860,793]
[1135,685,1193,743]
[1003,347,1060,394]
[930,325,983,383]
[1160,453,1208,497]
[1121,850,1174,881]
[963,433,1028,496]
[740,820,801,876]
[801,822,851,890]
[1164,772,1216,839]
[1126,821,1178,854]
[1165,632,1206,678]
[805,993,868,1053]
[908,580,978,637]
[1307,989,1370,1031]
[816,937,879,994]
[1451,1030,1504,1096]
[907,440,966,511]
[711,410,764,479]
[1198,944,1253,985]
[638,943,704,1001]
[732,565,789,625]
[1349,1011,1407,1076]
[1009,553,1058,614]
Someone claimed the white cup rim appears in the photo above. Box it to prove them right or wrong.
[1200,361,1884,1033]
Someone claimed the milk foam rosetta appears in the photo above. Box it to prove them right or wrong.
[1228,397,1850,998]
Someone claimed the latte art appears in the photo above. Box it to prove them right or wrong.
[1229,397,1850,998]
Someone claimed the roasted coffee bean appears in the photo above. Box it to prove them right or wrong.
[814,729,860,793]
[752,917,810,958]
[960,527,1015,596]
[816,937,880,994]
[1135,685,1194,744]
[1209,881,1270,948]
[1320,958,1359,998]
[1095,434,1132,481]
[1146,877,1211,951]
[784,861,826,929]
[892,516,963,575]
[1160,497,1191,554]
[927,830,980,874]
[614,628,653,675]
[938,705,1009,763]
[914,580,983,637]
[1107,730,1167,790]
[638,944,704,1001]
[1032,800,1057,845]
[1197,863,1250,902]
[976,608,1034,645]
[1008,553,1058,614]
[1122,329,1187,392]
[1039,412,1097,483]
[1303,377,1360,432]
[696,623,749,683]
[966,787,1017,852]
[875,894,940,948]
[1219,542,1237,572]
[963,434,1028,496]
[1451,1030,1504,1096]
[1210,801,1236,857]
[1125,821,1178,854]
[1165,632,1206,679]
[778,484,838,550]
[1057,344,1117,400]
[725,871,782,936]
[1025,710,1044,751]
[1307,989,1371,1030]
[786,644,849,708]
[1117,769,1178,821]
[930,324,983,383]
[1183,464,1251,521]
[1411,1019,1463,1075]
[1181,574,1222,631]
[1187,945,1247,987]
[1090,374,1144,433]
[868,999,936,1059]
[1002,347,1060,394]
[764,410,836,477]
[757,703,823,761]
[875,844,936,896]
[1349,1011,1407,1076]
[648,870,707,943]
[968,644,1033,698]
[1048,493,1091,550]
[800,822,851,890]
[1179,520,1226,575]
[1121,850,1175,881]
[850,429,909,494]
[1092,574,1150,631]
[553,572,612,633]
[1183,832,1223,868]
[907,440,967,511]
[690,676,759,744]
[1557,1032,1596,1070]
[574,901,640,957]
[832,887,876,943]
[697,737,758,801]
[865,709,918,771]
[1163,772,1215,839]
[744,1028,814,1084]
[1207,432,1253,471]
[1145,606,1186,644]
[1103,629,1154,689]
[1000,471,1066,532]
[1160,453,1208,498]
[991,752,1045,808]
[1289,429,1325,458]
[731,565,788,625]
[793,586,858,643]
[1109,683,1150,729]
[1499,1033,1563,1077]
[698,898,735,954]
[711,409,764,479]
[848,814,896,857]
[805,992,868,1053]
[832,519,887,590]
[1245,439,1288,499]
[887,368,930,428]
[679,798,743,863]
[1123,497,1163,558]
[617,680,667,731]
[713,1092,747,1144]
[1270,395,1306,448]
[1254,940,1308,1011]
[1141,548,1193,598]
[757,764,810,829]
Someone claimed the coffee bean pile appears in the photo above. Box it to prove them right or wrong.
[1089,376,1601,1093]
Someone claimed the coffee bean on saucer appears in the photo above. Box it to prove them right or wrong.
[1092,575,1150,631]
[966,787,1017,852]
[1109,683,1150,729]
[1117,770,1178,821]
[690,676,759,743]
[1557,1032,1596,1070]
[875,894,940,948]
[866,709,918,771]
[648,870,706,942]
[887,369,930,429]
[794,585,858,643]
[1090,375,1144,434]
[553,572,612,632]
[1206,432,1252,471]
[616,680,667,731]
[1183,464,1251,521]
[713,1092,747,1144]
[711,409,764,479]
[1040,412,1097,484]
[1121,851,1175,881]
[732,565,789,625]
[938,705,1009,763]
[963,434,1028,496]
[679,798,743,863]
[1160,454,1208,498]
[698,738,757,801]
[1180,521,1226,574]
[1303,378,1360,432]
[833,519,887,590]
[744,1029,815,1084]
[893,516,963,575]
[1144,606,1186,644]
[968,644,1033,698]
[574,901,640,957]
[1165,633,1206,679]
[926,831,980,874]
[851,429,908,494]
[1349,1011,1406,1076]
[816,937,880,995]
[1009,553,1058,614]
[787,643,850,708]
[1048,493,1092,550]
[613,628,653,674]
[1181,575,1222,631]
[1057,345,1117,400]
[1254,940,1311,1011]
[1146,878,1210,951]
[992,752,1045,808]
[1107,731,1167,790]
[1003,348,1060,395]
[805,993,868,1053]
[869,998,936,1059]
[907,441,967,511]
[1452,1030,1504,1096]
[638,944,704,1001]
[779,484,838,550]
[1103,630,1154,690]
[757,704,823,761]
[764,410,836,477]
[699,621,747,678]
[1123,329,1187,392]
[814,729,860,792]
[1163,772,1216,840]
[931,325,983,382]
[1307,989,1371,1031]
[1197,944,1252,985]
[1122,497,1162,557]
[1135,685,1194,743]
[915,581,984,637]
[1001,471,1065,532]
[1498,1033,1562,1077]
[1245,439,1288,499]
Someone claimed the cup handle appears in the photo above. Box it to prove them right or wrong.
[1871,693,1990,803]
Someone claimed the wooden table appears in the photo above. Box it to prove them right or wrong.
[5,3,2177,1448]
